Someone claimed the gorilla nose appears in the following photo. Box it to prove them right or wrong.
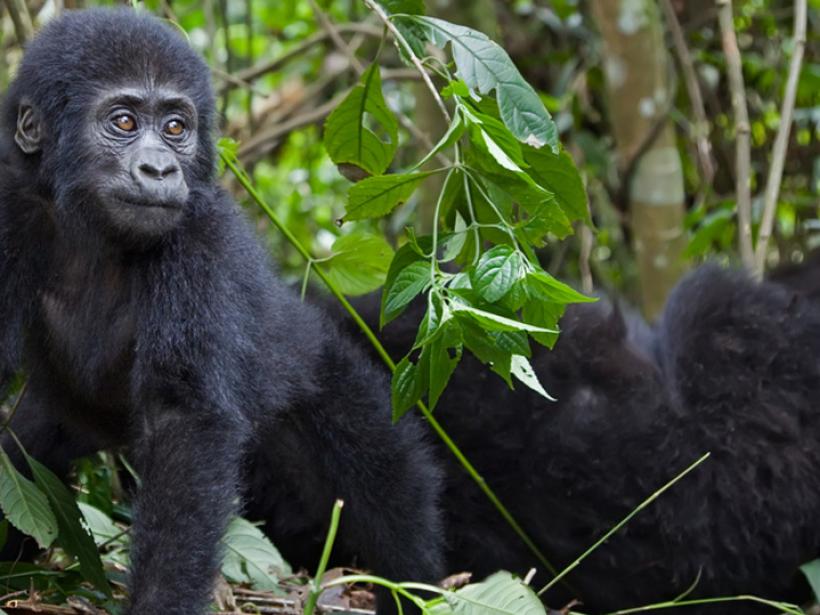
[132,149,187,203]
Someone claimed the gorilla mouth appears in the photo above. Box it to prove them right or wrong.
[113,192,185,211]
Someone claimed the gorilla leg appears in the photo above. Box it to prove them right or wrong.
[245,334,443,613]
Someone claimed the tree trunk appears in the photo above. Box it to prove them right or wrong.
[591,0,688,319]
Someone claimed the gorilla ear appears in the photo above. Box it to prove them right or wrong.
[15,101,43,154]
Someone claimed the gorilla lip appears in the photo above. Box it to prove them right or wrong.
[114,192,184,211]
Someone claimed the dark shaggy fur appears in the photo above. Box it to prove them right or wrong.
[0,9,442,615]
[344,264,820,613]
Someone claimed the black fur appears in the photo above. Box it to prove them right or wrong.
[346,264,820,613]
[0,9,443,615]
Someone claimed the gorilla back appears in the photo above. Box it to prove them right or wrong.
[0,9,443,615]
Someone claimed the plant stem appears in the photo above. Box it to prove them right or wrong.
[304,499,344,615]
[222,152,562,582]
[363,0,451,123]
[752,0,807,277]
[716,0,754,269]
[538,452,711,596]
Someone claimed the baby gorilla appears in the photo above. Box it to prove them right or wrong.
[349,264,820,614]
[0,9,442,615]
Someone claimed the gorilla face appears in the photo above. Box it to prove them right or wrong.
[15,86,198,239]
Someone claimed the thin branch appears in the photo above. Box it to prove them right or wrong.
[363,0,451,123]
[237,91,348,162]
[3,0,34,44]
[308,0,364,73]
[716,0,754,269]
[217,24,383,95]
[753,0,807,277]
[660,0,715,187]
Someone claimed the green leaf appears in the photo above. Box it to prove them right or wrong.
[802,559,820,602]
[405,16,558,151]
[526,271,595,304]
[427,571,547,615]
[410,112,465,171]
[383,260,431,323]
[471,245,523,303]
[216,136,239,174]
[380,241,429,327]
[78,503,124,547]
[521,298,564,349]
[221,517,291,591]
[426,321,463,410]
[26,455,112,596]
[0,449,57,550]
[392,356,425,421]
[451,303,558,334]
[490,330,530,357]
[524,146,589,224]
[511,355,555,401]
[346,171,436,220]
[324,232,395,296]
[466,110,528,171]
[441,212,468,262]
[459,316,513,386]
[324,64,399,177]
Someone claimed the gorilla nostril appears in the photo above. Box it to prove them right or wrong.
[138,163,162,180]
[139,162,178,181]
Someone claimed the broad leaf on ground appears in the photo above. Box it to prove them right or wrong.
[0,448,57,550]
[26,454,112,596]
[427,571,546,615]
[222,517,291,591]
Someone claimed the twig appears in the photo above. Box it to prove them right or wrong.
[237,90,350,162]
[660,0,715,186]
[716,0,753,269]
[308,0,364,73]
[217,24,383,95]
[363,0,451,123]
[3,0,34,43]
[579,224,594,294]
[753,0,807,277]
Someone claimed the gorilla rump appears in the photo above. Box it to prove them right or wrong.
[0,9,443,615]
[349,263,820,613]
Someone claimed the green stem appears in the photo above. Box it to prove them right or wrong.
[538,452,711,596]
[222,152,562,582]
[304,499,344,615]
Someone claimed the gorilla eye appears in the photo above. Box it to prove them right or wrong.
[164,119,185,137]
[113,114,137,132]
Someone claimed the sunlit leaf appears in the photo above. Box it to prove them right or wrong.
[511,355,555,401]
[324,232,395,296]
[427,571,547,615]
[471,245,523,303]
